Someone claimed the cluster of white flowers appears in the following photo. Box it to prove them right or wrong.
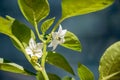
[25,25,67,62]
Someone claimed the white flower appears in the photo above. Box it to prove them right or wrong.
[48,25,67,50]
[25,38,43,59]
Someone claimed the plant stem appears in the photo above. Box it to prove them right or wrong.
[36,69,48,80]
[34,21,44,42]
[41,68,49,80]
[41,43,47,67]
[43,43,49,79]
[33,15,48,80]
[38,42,49,80]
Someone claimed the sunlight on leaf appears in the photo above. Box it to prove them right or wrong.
[0,58,35,76]
[41,18,55,34]
[99,41,120,80]
[78,63,94,80]
[61,0,114,21]
[46,51,75,75]
[0,16,13,35]
[61,31,82,52]
[18,0,50,26]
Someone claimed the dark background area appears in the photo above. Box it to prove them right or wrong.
[0,0,120,80]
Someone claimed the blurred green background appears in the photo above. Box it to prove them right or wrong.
[0,0,120,80]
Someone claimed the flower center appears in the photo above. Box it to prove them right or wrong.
[31,56,38,63]
[56,36,61,41]
[32,48,39,54]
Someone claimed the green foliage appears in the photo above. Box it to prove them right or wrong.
[0,16,35,50]
[0,0,115,80]
[0,58,35,76]
[78,63,95,80]
[47,51,75,75]
[48,73,61,80]
[61,0,114,21]
[41,18,55,34]
[62,76,75,80]
[12,20,35,48]
[0,16,13,35]
[61,31,82,52]
[99,41,120,80]
[18,0,50,26]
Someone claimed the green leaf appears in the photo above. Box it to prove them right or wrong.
[99,41,120,80]
[47,51,75,75]
[61,0,114,21]
[41,18,55,34]
[0,16,13,35]
[61,31,82,52]
[78,63,94,80]
[0,16,35,50]
[18,0,50,26]
[11,19,35,48]
[62,76,75,80]
[0,58,35,76]
[48,73,61,80]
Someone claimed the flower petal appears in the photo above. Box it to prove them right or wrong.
[29,38,36,49]
[52,32,58,39]
[35,53,42,58]
[59,29,67,37]
[52,43,58,50]
[48,39,59,50]
[52,40,59,50]
[36,43,43,49]
[34,49,42,54]
[58,25,63,34]
[48,42,53,47]
[25,47,33,55]
[59,38,65,44]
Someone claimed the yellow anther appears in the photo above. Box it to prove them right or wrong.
[31,56,38,63]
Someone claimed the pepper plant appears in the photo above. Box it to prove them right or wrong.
[0,0,119,80]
